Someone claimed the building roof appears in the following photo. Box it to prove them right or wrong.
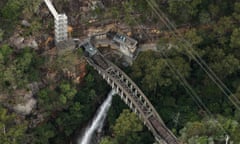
[113,33,137,48]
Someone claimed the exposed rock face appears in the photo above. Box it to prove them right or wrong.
[21,20,31,27]
[12,36,25,48]
[25,38,39,50]
[13,91,37,115]
[14,98,37,115]
[9,33,39,50]
[13,82,43,115]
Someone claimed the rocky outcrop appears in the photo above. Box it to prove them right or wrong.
[14,97,37,115]
[13,82,43,115]
[9,33,39,50]
[21,20,31,27]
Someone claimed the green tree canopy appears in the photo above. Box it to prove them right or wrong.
[180,116,240,143]
[1,0,24,20]
[113,109,143,137]
[0,107,27,144]
[29,123,56,144]
[230,28,240,49]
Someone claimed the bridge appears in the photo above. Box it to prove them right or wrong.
[80,40,179,144]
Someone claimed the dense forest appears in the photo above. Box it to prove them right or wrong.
[0,0,240,144]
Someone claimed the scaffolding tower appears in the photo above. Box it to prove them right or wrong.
[44,0,68,43]
[55,14,68,43]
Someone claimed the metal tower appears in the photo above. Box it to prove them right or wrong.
[44,0,68,43]
[55,14,68,43]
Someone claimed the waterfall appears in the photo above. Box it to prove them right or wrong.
[78,89,116,144]
[225,135,230,144]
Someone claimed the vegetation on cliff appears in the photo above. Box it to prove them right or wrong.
[0,0,240,144]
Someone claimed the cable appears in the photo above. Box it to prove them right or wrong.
[130,8,228,136]
[146,0,240,111]
[148,0,240,105]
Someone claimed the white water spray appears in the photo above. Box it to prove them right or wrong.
[78,89,116,144]
[225,135,230,144]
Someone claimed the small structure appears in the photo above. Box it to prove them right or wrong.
[90,31,139,56]
[87,31,138,65]
[81,40,97,57]
[101,31,137,59]
[110,31,138,58]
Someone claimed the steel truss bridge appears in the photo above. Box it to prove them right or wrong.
[82,42,180,144]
